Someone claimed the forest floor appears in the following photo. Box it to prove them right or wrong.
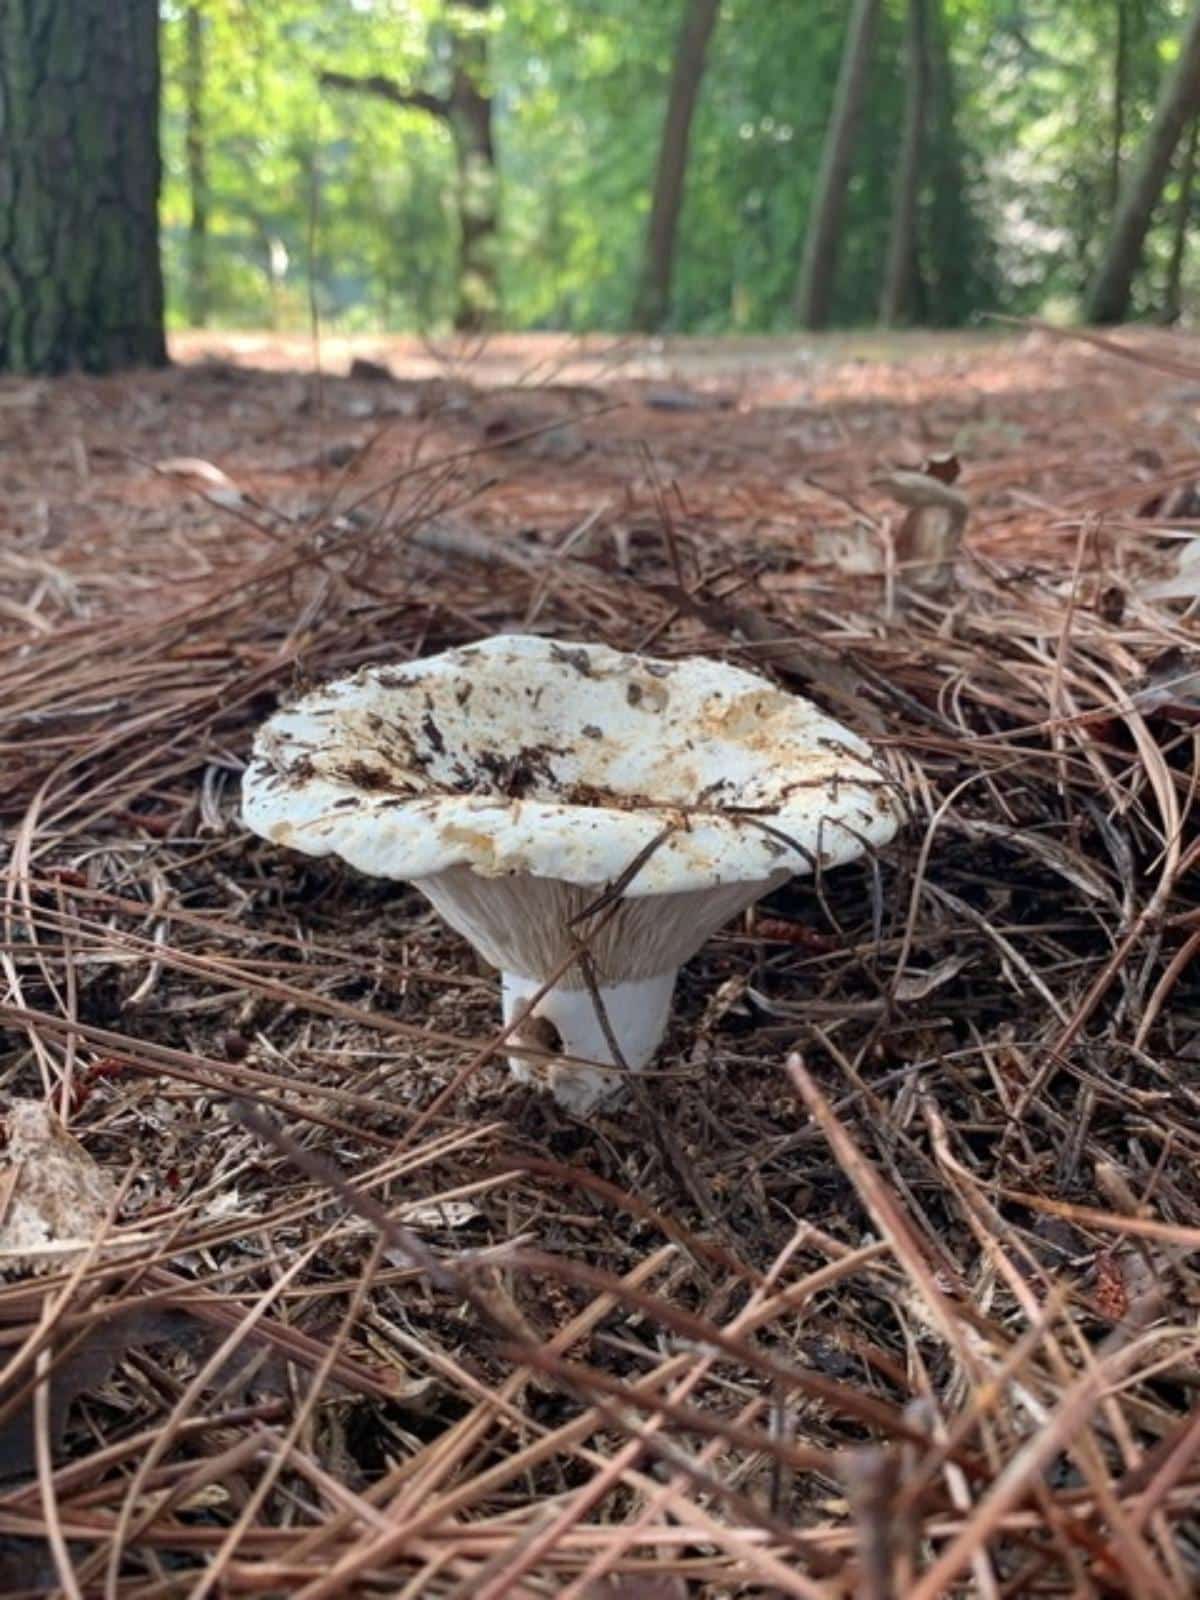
[3,325,1200,1596]
[169,326,1015,385]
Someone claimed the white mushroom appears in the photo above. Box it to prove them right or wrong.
[242,634,902,1115]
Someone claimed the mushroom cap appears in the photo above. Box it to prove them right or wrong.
[242,634,901,896]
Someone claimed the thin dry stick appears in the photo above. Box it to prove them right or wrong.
[785,1055,984,1383]
[922,1097,1179,1598]
[275,1252,679,1569]
[33,1336,83,1600]
[471,1219,822,1600]
[183,1235,387,1600]
[99,1233,332,1600]
[904,1336,1180,1600]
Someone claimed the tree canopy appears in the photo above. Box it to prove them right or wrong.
[155,0,1199,334]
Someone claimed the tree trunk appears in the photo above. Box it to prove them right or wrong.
[922,0,984,325]
[447,1,499,332]
[879,0,929,325]
[321,0,499,333]
[632,0,722,333]
[795,0,882,328]
[1163,114,1199,323]
[1085,0,1200,324]
[0,0,166,373]
[184,5,209,328]
[1109,0,1129,214]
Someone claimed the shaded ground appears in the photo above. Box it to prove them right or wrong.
[2,326,1200,1596]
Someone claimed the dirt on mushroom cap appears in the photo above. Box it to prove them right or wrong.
[242,634,902,895]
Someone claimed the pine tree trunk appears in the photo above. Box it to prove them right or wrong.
[632,0,722,333]
[1109,0,1128,215]
[795,0,881,329]
[321,2,499,333]
[1163,115,1198,322]
[184,5,209,328]
[448,2,499,333]
[879,0,929,326]
[0,0,166,373]
[922,0,977,323]
[1085,0,1200,324]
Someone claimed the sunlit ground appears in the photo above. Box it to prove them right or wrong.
[169,325,1020,385]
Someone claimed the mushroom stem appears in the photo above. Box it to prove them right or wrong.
[502,969,677,1116]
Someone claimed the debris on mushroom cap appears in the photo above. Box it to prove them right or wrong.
[242,633,902,896]
[243,635,903,1116]
[0,1101,118,1277]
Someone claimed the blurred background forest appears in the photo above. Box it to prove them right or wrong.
[157,0,1200,337]
[4,0,1200,377]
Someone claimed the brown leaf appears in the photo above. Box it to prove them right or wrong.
[954,820,1115,903]
[1138,479,1200,520]
[0,1309,183,1483]
[348,355,394,382]
[643,384,734,412]
[893,952,973,1001]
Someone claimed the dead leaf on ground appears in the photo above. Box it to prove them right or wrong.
[0,1100,117,1276]
[153,454,247,508]
[893,952,974,1001]
[954,820,1116,903]
[642,384,734,412]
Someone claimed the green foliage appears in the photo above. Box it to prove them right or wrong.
[158,0,1200,333]
[956,0,1191,316]
[161,0,457,328]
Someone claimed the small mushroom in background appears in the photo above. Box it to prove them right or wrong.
[242,634,903,1115]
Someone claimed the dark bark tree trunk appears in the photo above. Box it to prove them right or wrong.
[446,1,499,332]
[321,1,499,332]
[795,0,881,328]
[879,0,929,326]
[632,0,722,333]
[1109,0,1128,215]
[1162,114,1198,323]
[184,5,210,328]
[917,0,983,325]
[0,0,166,373]
[1085,0,1200,324]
